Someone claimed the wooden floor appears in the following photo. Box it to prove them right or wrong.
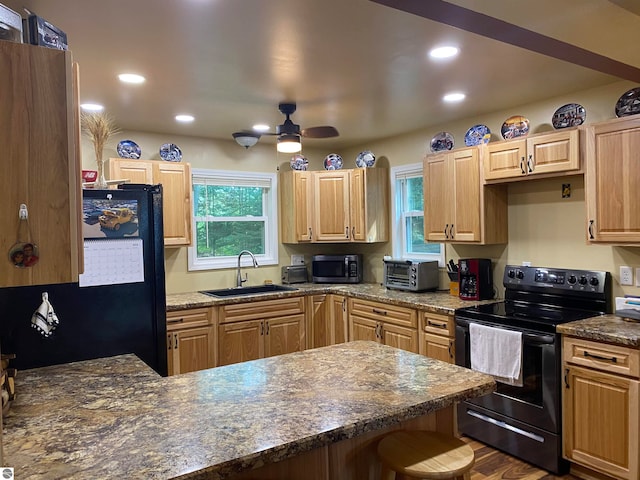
[463,437,579,480]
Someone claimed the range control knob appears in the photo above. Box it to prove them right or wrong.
[578,275,588,285]
[590,276,600,286]
[507,270,516,278]
[516,270,525,280]
[568,275,577,285]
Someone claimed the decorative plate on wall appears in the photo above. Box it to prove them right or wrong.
[552,103,586,129]
[323,153,343,170]
[355,150,376,168]
[615,86,640,117]
[290,154,309,171]
[464,125,491,146]
[116,140,141,159]
[159,143,182,162]
[430,132,454,152]
[500,115,530,140]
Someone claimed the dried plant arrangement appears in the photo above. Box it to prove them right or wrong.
[80,112,121,188]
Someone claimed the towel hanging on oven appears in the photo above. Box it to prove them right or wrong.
[469,323,523,387]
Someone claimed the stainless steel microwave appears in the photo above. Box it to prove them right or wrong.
[311,254,362,283]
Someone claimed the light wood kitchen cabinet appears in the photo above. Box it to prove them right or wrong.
[420,312,455,363]
[424,146,507,244]
[562,336,639,480]
[348,298,418,353]
[584,116,640,243]
[1,42,82,287]
[166,307,215,375]
[109,158,193,246]
[307,294,348,349]
[218,297,305,366]
[483,129,580,181]
[280,168,388,243]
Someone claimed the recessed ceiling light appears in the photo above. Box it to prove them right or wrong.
[252,124,270,132]
[429,46,459,59]
[118,73,146,84]
[175,114,194,123]
[443,92,466,102]
[80,103,104,111]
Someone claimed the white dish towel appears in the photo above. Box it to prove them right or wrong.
[469,323,523,386]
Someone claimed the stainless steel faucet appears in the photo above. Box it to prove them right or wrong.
[236,250,259,287]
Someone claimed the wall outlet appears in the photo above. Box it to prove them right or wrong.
[620,266,633,286]
[291,254,305,266]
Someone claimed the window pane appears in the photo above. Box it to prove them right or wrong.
[194,185,264,217]
[196,221,265,257]
[406,177,423,211]
[405,216,440,254]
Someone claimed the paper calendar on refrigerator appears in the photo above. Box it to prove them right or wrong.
[79,238,145,287]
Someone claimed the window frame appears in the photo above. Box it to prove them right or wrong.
[187,168,279,271]
[390,163,445,267]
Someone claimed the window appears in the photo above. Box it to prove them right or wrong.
[390,164,444,266]
[188,169,278,270]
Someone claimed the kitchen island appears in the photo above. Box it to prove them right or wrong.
[3,341,494,479]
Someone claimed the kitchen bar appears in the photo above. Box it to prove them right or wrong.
[4,341,494,479]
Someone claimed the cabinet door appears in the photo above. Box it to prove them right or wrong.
[280,171,313,243]
[424,333,454,363]
[585,117,640,243]
[424,152,452,241]
[172,326,215,375]
[484,139,527,180]
[349,315,379,343]
[350,168,366,241]
[563,365,639,479]
[265,314,304,358]
[154,162,192,246]
[329,295,348,345]
[527,129,579,175]
[313,171,350,242]
[218,320,264,366]
[109,159,153,184]
[451,148,481,242]
[382,322,418,353]
[308,294,329,349]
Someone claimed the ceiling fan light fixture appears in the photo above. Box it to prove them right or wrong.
[232,131,261,149]
[277,133,302,153]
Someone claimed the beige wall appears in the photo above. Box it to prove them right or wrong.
[82,79,640,299]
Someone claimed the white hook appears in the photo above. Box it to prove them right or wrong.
[19,204,28,220]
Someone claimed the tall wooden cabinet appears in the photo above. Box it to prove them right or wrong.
[1,42,82,287]
[109,158,193,246]
[563,336,639,480]
[584,116,640,243]
[280,170,313,243]
[424,146,507,244]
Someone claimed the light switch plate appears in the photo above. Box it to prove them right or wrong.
[635,268,640,287]
[620,266,633,286]
[291,254,305,266]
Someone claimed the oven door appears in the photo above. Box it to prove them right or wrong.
[454,317,561,433]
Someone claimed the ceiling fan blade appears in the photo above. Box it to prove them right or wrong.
[301,126,339,138]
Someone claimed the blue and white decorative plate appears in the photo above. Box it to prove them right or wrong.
[430,132,454,153]
[159,143,182,162]
[464,125,491,146]
[552,103,586,129]
[290,154,309,171]
[615,87,640,118]
[501,115,529,140]
[324,153,343,170]
[117,139,141,159]
[355,150,376,168]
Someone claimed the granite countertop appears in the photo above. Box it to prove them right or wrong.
[557,314,640,347]
[4,341,495,480]
[166,283,496,315]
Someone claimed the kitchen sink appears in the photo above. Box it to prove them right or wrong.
[200,284,299,298]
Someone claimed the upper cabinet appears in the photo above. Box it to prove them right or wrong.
[424,146,507,244]
[585,116,640,244]
[1,42,82,287]
[280,168,388,244]
[109,158,193,246]
[484,129,580,181]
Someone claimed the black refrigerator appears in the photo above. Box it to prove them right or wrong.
[0,184,168,376]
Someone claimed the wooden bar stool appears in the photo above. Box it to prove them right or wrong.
[377,430,474,480]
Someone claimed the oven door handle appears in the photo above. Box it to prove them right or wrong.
[455,318,555,345]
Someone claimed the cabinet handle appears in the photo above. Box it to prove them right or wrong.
[444,224,449,239]
[174,333,178,349]
[449,224,454,239]
[427,320,447,329]
[352,226,355,238]
[527,154,534,173]
[376,324,383,339]
[584,351,617,363]
[372,308,387,316]
[564,368,570,389]
[168,318,184,324]
[309,227,313,240]
[342,298,346,311]
[520,157,526,175]
[448,342,453,359]
[345,226,349,239]
[266,321,270,335]
[261,321,264,335]
[168,334,172,350]
[588,220,594,240]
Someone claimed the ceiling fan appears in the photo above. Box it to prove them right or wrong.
[232,102,339,152]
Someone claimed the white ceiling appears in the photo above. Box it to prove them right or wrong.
[4,0,639,149]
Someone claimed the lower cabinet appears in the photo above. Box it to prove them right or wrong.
[420,312,455,363]
[308,294,348,349]
[348,298,418,353]
[562,336,639,480]
[218,297,306,366]
[167,307,216,375]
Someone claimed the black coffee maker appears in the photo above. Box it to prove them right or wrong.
[458,258,493,300]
